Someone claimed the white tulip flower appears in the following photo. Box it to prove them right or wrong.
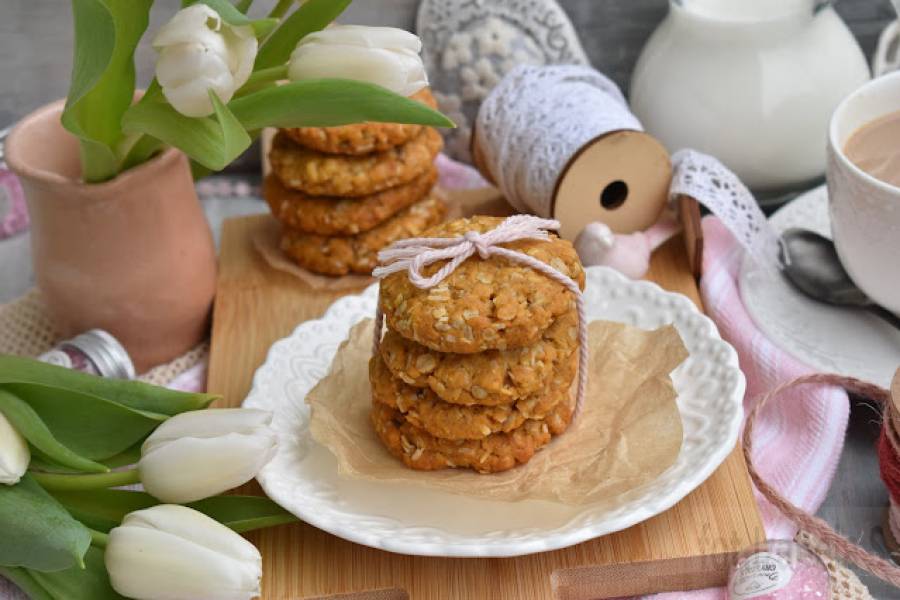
[106,504,262,600]
[0,411,29,485]
[288,25,428,97]
[139,408,277,504]
[152,4,257,117]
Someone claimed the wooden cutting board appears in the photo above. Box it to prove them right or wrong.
[207,188,764,599]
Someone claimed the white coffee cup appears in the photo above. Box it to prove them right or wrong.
[827,70,900,314]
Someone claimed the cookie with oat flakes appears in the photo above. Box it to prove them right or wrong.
[280,192,447,276]
[369,353,573,440]
[378,216,585,353]
[379,309,578,406]
[270,127,443,197]
[282,88,438,155]
[263,166,437,236]
[370,396,572,473]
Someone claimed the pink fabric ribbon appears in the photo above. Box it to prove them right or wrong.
[371,214,589,418]
[0,169,28,239]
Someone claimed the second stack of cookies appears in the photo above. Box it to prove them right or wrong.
[370,216,586,473]
[265,89,446,276]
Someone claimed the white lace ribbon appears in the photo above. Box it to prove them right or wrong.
[478,64,784,272]
[477,64,642,216]
[671,149,784,271]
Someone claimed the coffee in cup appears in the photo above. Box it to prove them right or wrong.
[842,109,900,188]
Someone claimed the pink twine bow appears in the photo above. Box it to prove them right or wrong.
[371,215,589,418]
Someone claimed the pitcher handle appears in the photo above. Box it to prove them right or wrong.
[874,20,900,77]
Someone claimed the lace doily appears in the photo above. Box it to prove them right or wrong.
[476,64,641,217]
[671,149,783,270]
[797,530,875,600]
[416,0,588,161]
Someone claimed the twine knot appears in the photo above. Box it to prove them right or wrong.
[371,215,590,420]
[372,214,560,289]
[463,231,490,258]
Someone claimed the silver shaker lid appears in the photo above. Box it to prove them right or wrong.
[64,329,136,380]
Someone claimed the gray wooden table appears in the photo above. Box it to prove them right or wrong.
[1,0,898,597]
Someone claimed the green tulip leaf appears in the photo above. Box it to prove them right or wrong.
[2,382,164,461]
[0,389,107,473]
[52,489,157,533]
[0,356,218,416]
[210,89,253,165]
[255,0,352,69]
[117,133,166,172]
[53,489,297,534]
[0,475,91,572]
[229,79,456,130]
[189,495,298,533]
[0,567,54,600]
[30,442,142,476]
[62,0,152,182]
[122,86,252,172]
[28,547,125,600]
[188,0,277,37]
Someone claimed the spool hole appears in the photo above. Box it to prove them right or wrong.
[600,180,628,210]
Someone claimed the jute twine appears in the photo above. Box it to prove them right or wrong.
[744,373,900,585]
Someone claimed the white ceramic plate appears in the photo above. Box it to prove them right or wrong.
[739,186,900,388]
[243,266,745,557]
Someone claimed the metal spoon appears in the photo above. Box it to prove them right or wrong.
[780,228,900,331]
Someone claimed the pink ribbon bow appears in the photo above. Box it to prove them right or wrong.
[372,215,589,418]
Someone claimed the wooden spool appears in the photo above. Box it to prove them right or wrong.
[472,123,673,241]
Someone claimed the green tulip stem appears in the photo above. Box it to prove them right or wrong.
[88,529,109,549]
[267,0,294,19]
[29,468,141,491]
[235,65,289,98]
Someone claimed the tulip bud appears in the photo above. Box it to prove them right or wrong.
[139,408,277,503]
[288,25,428,97]
[0,410,29,485]
[152,4,257,117]
[106,504,262,600]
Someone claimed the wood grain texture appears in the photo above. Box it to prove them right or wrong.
[207,188,765,599]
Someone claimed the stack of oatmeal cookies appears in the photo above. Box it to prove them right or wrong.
[264,89,447,276]
[370,216,586,473]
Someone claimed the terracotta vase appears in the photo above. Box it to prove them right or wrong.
[5,99,217,373]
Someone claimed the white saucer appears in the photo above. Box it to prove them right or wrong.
[244,267,744,557]
[739,185,900,388]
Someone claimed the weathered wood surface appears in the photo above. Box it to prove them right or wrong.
[0,0,895,127]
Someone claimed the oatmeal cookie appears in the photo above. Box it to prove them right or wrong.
[282,88,438,155]
[378,216,585,353]
[370,398,572,473]
[280,192,447,276]
[270,127,443,197]
[264,167,437,235]
[369,354,573,440]
[379,310,578,406]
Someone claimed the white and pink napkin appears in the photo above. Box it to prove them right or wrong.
[645,217,849,600]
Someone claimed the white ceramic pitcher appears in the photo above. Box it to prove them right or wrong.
[630,0,870,194]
